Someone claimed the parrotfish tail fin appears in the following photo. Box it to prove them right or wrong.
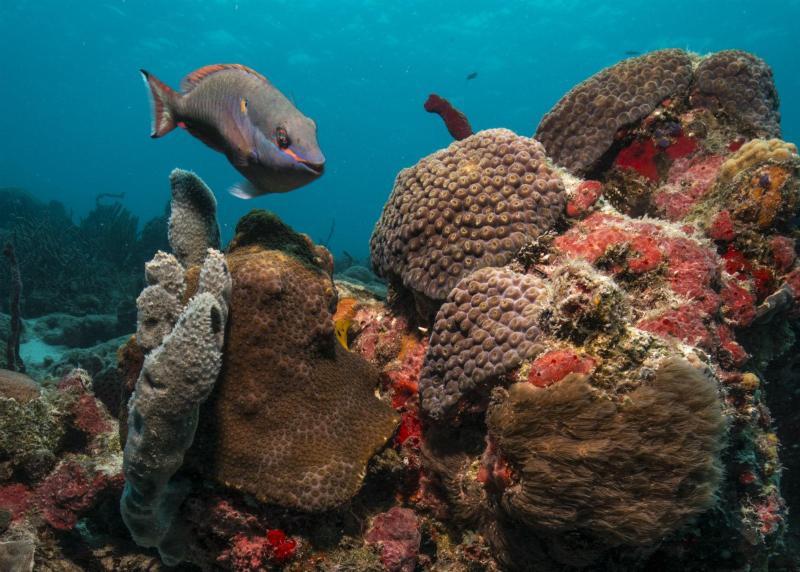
[141,69,179,138]
[228,181,259,199]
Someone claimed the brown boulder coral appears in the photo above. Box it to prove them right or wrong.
[486,358,726,548]
[370,129,565,303]
[418,266,549,420]
[0,369,39,403]
[535,49,693,174]
[692,50,780,138]
[191,210,399,511]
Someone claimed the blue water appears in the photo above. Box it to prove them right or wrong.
[2,0,799,260]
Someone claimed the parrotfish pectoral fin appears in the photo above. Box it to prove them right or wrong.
[141,69,179,138]
[228,181,260,199]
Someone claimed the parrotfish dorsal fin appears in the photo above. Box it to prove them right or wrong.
[180,64,268,92]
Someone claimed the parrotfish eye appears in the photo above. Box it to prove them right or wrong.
[276,126,291,149]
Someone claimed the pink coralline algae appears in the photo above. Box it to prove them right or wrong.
[221,530,298,570]
[707,209,736,241]
[614,138,661,181]
[527,349,596,387]
[720,280,757,327]
[566,180,604,218]
[553,211,755,365]
[0,367,122,546]
[33,461,122,531]
[655,155,726,220]
[770,236,796,272]
[0,484,31,521]
[365,507,421,572]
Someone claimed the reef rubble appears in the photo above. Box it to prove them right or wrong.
[1,48,799,571]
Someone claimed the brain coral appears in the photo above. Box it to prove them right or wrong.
[370,129,565,301]
[486,357,726,547]
[692,50,780,138]
[418,266,549,420]
[190,211,398,511]
[535,49,693,174]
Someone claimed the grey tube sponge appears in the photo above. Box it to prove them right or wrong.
[168,168,221,268]
[144,250,186,296]
[136,252,185,352]
[121,249,231,566]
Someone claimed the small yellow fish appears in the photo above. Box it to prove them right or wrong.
[333,297,359,350]
[334,317,352,350]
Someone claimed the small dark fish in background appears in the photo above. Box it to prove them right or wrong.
[624,50,641,56]
[466,71,478,80]
[141,64,325,198]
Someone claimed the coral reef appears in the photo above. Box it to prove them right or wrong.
[366,47,795,571]
[371,128,565,304]
[6,47,799,572]
[0,369,134,570]
[111,175,398,569]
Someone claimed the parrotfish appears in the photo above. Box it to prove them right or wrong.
[141,64,325,198]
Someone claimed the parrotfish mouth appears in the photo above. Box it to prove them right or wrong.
[300,160,325,176]
[281,146,325,175]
